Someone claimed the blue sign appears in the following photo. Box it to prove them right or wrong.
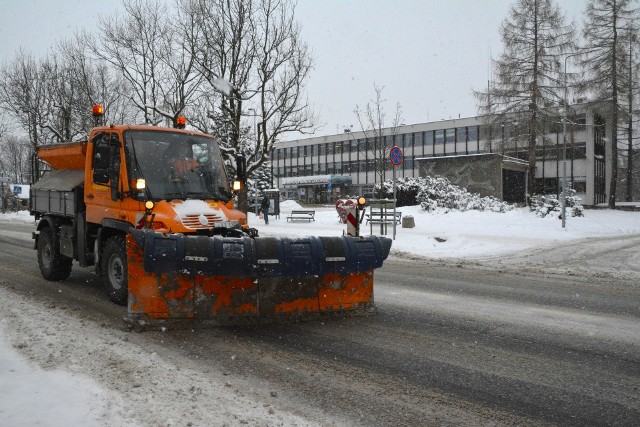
[389,146,404,166]
[12,186,22,197]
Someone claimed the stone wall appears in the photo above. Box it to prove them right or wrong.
[418,153,527,202]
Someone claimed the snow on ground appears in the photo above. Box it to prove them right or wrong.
[1,204,639,426]
[254,200,640,259]
[0,319,137,427]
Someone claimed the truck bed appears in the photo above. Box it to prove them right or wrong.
[30,170,85,217]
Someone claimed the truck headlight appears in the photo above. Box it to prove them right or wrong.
[134,179,146,190]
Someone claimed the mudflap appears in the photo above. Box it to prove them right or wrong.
[124,230,390,329]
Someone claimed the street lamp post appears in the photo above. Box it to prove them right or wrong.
[562,52,581,228]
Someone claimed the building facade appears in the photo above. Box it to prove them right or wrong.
[270,102,612,206]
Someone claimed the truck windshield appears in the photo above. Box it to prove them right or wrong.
[125,130,232,202]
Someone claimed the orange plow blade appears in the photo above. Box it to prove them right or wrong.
[124,230,390,328]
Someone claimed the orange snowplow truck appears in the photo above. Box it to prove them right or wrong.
[30,110,391,328]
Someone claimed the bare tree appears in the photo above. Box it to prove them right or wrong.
[56,37,134,128]
[85,0,200,126]
[579,0,639,207]
[474,0,575,203]
[182,0,255,152]
[39,53,89,142]
[354,84,403,198]
[0,51,49,179]
[183,0,316,210]
[0,135,31,183]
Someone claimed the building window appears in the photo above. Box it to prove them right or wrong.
[456,127,466,143]
[571,143,587,159]
[435,129,444,145]
[571,178,587,193]
[425,131,434,146]
[445,129,455,144]
[468,125,478,142]
[414,132,423,149]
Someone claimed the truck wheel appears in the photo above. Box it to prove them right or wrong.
[101,236,128,305]
[37,226,72,281]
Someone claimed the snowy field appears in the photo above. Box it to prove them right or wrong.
[254,200,640,259]
[1,204,639,426]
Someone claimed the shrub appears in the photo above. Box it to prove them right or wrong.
[375,176,516,213]
[531,189,584,218]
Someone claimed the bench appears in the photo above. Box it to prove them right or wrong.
[286,210,316,222]
[365,210,402,225]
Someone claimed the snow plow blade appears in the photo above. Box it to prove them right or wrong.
[125,229,392,328]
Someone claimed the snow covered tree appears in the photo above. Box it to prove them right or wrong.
[474,0,576,203]
[578,0,640,207]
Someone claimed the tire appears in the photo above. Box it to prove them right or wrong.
[101,235,128,305]
[37,226,72,281]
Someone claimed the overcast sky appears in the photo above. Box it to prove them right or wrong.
[1,0,587,139]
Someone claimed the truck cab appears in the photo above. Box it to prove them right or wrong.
[84,125,246,233]
[31,124,249,305]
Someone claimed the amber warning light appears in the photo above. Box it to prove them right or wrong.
[175,116,186,129]
[92,104,104,117]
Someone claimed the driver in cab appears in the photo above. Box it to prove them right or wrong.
[166,143,198,178]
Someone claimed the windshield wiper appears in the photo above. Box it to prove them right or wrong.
[163,191,211,200]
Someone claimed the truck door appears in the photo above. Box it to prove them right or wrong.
[86,132,125,224]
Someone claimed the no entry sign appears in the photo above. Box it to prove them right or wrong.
[389,145,403,167]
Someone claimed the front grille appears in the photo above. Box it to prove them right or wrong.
[181,214,222,229]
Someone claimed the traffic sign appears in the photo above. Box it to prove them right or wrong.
[389,145,404,167]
